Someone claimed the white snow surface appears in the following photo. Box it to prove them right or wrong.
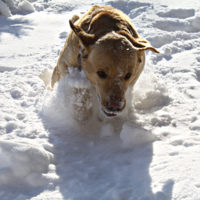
[0,0,200,199]
[0,0,12,17]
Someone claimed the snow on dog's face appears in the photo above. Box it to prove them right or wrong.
[69,21,159,117]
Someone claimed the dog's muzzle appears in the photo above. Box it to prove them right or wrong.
[103,100,125,117]
[98,95,125,117]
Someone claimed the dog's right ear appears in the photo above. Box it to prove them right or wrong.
[117,30,160,53]
[69,20,96,50]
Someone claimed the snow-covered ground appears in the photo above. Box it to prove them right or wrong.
[0,0,200,199]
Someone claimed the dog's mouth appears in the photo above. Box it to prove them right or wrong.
[102,109,117,117]
[98,95,122,117]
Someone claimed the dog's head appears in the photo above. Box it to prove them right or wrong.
[70,20,159,117]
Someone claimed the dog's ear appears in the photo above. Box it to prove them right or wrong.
[69,20,96,50]
[117,31,159,53]
[134,38,160,53]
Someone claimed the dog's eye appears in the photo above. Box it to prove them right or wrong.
[124,73,132,80]
[97,71,107,79]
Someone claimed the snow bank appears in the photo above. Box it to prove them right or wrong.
[0,139,58,187]
[120,123,157,148]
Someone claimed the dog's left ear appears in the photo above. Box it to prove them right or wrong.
[118,31,159,53]
[69,20,96,50]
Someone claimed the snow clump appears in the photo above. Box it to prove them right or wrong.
[0,139,57,187]
[120,123,157,148]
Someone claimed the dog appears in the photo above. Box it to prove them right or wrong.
[51,5,159,123]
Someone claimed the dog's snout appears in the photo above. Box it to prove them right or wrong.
[107,100,124,112]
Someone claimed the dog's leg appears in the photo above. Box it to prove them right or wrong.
[51,68,93,124]
[73,88,93,124]
[51,60,69,88]
[51,65,61,88]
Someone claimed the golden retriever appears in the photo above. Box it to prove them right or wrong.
[51,5,159,123]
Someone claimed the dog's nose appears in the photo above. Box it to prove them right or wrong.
[107,100,124,112]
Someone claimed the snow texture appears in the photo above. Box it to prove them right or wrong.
[0,0,200,199]
[0,0,36,16]
[0,0,12,17]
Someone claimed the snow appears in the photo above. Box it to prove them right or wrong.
[101,124,114,137]
[0,139,56,187]
[0,0,12,17]
[120,123,157,148]
[0,0,200,199]
[132,72,170,110]
[18,0,35,13]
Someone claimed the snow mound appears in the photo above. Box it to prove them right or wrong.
[18,0,35,13]
[133,72,170,110]
[120,123,157,148]
[0,0,12,17]
[0,139,57,188]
